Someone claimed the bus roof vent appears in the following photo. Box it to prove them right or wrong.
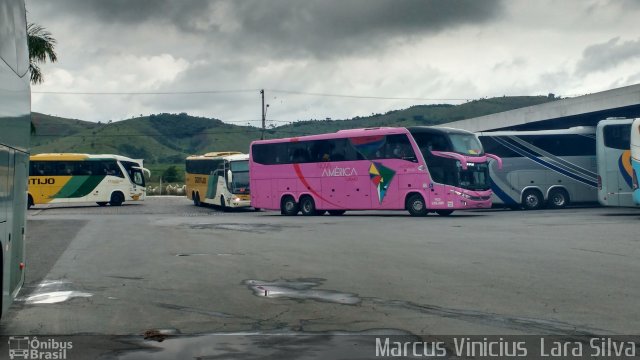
[337,127,393,133]
[203,151,243,157]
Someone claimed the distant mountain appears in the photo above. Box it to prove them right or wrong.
[31,112,258,163]
[269,96,554,136]
[30,95,556,181]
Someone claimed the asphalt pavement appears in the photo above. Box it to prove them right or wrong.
[1,197,638,339]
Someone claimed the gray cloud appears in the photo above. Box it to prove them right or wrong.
[28,0,504,58]
[576,37,640,75]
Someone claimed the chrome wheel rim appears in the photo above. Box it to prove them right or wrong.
[525,194,539,208]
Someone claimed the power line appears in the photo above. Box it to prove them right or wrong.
[32,87,469,101]
[32,89,259,95]
[267,89,469,101]
[32,129,314,138]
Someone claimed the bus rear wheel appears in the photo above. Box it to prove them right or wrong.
[280,196,299,216]
[110,192,124,206]
[406,194,428,217]
[436,210,454,216]
[299,196,316,216]
[547,188,569,209]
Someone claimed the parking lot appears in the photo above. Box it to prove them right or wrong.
[1,197,638,339]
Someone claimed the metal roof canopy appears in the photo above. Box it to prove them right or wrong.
[441,83,640,132]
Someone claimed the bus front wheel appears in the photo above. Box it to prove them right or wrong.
[406,194,428,217]
[299,196,316,216]
[27,194,34,209]
[220,196,227,212]
[193,192,201,206]
[110,192,124,206]
[522,189,543,210]
[280,196,299,216]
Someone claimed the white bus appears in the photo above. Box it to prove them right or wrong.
[28,153,149,208]
[631,119,640,205]
[185,152,251,210]
[1,0,29,319]
[596,119,638,207]
[478,127,597,210]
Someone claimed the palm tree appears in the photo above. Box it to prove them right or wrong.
[27,22,57,134]
[27,23,57,85]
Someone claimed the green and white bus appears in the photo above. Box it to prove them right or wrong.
[28,153,149,208]
[185,152,251,210]
[1,0,29,319]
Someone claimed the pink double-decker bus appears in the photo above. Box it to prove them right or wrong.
[249,126,502,216]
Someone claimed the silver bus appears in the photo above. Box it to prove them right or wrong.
[477,127,597,210]
[596,119,638,207]
[1,0,30,319]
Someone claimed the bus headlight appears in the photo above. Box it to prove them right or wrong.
[453,190,472,199]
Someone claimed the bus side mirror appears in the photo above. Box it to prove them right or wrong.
[485,153,502,170]
[227,170,233,185]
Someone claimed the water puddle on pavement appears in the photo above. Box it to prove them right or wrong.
[111,329,433,360]
[24,290,93,304]
[244,279,361,305]
[186,223,290,234]
[175,252,245,257]
[18,280,93,304]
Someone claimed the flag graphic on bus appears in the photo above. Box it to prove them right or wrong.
[369,162,396,203]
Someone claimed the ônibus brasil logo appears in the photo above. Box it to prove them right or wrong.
[8,336,72,360]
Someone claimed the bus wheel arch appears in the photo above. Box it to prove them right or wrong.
[521,188,544,210]
[547,187,570,209]
[405,192,428,217]
[280,194,299,216]
[110,191,125,206]
[299,195,317,216]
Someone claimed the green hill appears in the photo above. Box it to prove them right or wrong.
[267,96,554,137]
[31,113,100,148]
[30,95,556,184]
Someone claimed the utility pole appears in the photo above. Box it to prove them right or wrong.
[260,89,265,140]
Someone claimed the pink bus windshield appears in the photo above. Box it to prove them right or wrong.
[250,127,498,216]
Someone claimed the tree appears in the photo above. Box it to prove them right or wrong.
[162,166,181,183]
[27,23,57,85]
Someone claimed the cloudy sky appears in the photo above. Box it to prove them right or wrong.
[26,0,640,126]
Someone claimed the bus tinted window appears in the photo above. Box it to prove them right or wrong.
[252,135,415,165]
[411,132,451,152]
[360,134,417,161]
[230,160,249,172]
[603,124,631,150]
[522,135,595,156]
[186,159,222,174]
[30,160,124,177]
[478,136,520,158]
[449,133,483,155]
